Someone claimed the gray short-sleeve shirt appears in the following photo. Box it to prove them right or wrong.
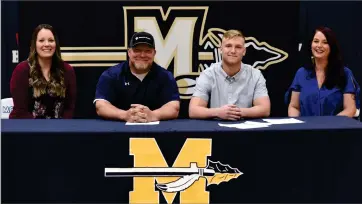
[192,62,268,108]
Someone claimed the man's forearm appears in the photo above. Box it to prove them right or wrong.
[96,102,127,121]
[241,105,270,118]
[189,106,219,119]
[152,102,180,121]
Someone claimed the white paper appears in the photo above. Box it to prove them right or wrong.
[218,121,271,129]
[126,121,160,125]
[244,121,272,126]
[262,118,304,124]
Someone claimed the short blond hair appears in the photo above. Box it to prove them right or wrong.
[222,29,245,40]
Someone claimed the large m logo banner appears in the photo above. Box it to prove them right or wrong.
[60,6,289,99]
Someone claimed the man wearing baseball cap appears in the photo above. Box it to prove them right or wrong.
[94,31,180,123]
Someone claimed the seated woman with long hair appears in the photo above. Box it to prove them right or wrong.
[285,26,360,117]
[9,24,76,119]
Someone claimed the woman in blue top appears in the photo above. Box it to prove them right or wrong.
[286,26,360,117]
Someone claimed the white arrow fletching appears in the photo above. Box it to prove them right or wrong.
[156,174,200,192]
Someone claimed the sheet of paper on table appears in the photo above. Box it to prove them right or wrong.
[262,118,304,124]
[218,121,271,129]
[125,121,160,125]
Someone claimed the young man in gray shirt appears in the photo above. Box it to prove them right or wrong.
[189,29,270,120]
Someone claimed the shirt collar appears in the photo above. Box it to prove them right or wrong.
[218,63,244,82]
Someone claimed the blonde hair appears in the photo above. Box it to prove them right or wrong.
[222,29,245,40]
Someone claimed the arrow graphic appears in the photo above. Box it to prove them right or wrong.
[105,159,243,192]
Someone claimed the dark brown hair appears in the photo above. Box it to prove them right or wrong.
[28,24,66,97]
[303,26,346,89]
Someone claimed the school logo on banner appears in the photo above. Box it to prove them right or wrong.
[104,138,242,203]
[61,6,288,99]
